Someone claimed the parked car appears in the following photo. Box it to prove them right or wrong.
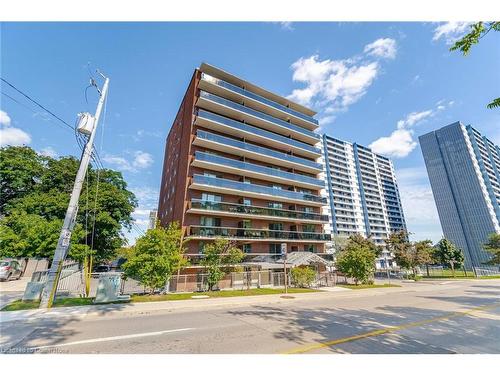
[94,264,111,273]
[0,260,23,281]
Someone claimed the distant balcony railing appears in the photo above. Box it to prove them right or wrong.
[196,109,321,155]
[192,174,327,204]
[194,151,323,188]
[189,225,331,241]
[199,91,320,141]
[201,73,318,126]
[190,199,329,222]
[196,130,322,171]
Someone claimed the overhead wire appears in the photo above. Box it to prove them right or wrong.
[89,83,108,254]
[1,77,75,131]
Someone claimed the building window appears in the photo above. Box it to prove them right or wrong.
[199,242,206,254]
[304,244,315,253]
[242,244,252,253]
[268,202,283,209]
[202,193,221,202]
[269,243,281,254]
[302,224,315,233]
[243,198,252,206]
[241,220,252,229]
[269,223,284,231]
[200,216,221,227]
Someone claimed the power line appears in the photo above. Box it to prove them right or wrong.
[1,77,75,131]
[2,77,108,170]
[1,91,74,134]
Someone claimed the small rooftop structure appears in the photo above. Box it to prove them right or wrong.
[242,252,333,270]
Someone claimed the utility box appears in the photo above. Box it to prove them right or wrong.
[76,112,95,135]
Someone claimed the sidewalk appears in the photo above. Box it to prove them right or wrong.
[1,282,444,324]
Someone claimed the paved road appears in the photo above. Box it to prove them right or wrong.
[0,278,28,309]
[1,279,499,354]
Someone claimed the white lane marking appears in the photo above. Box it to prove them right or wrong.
[33,328,194,349]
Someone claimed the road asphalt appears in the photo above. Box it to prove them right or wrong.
[1,279,499,354]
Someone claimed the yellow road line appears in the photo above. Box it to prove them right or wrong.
[282,301,500,354]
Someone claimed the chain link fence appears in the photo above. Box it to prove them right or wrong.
[31,269,343,298]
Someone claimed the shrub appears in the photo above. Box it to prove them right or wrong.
[290,267,316,288]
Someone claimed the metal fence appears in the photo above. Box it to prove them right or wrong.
[34,269,339,298]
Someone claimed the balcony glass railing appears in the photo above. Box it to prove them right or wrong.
[190,200,329,222]
[189,225,331,241]
[196,130,322,170]
[192,174,327,204]
[201,73,318,126]
[199,91,320,140]
[194,152,323,187]
[196,110,321,155]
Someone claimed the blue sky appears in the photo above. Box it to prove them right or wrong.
[1,22,499,243]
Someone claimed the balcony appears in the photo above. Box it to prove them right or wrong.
[193,130,322,174]
[199,73,318,130]
[192,151,323,190]
[188,199,329,223]
[188,225,331,242]
[196,91,320,144]
[194,110,321,158]
[190,174,327,206]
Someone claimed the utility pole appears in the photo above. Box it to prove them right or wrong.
[282,243,288,294]
[39,74,109,309]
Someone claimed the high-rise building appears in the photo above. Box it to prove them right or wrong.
[148,210,157,230]
[321,134,407,266]
[419,121,500,268]
[158,63,330,263]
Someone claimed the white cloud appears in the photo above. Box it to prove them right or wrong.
[433,22,472,45]
[0,127,32,147]
[287,37,396,124]
[39,146,58,158]
[279,22,294,31]
[371,100,455,159]
[363,38,397,59]
[397,109,435,129]
[132,151,153,169]
[103,150,154,172]
[288,55,379,110]
[133,209,151,216]
[0,110,31,147]
[130,186,159,219]
[369,129,417,158]
[0,110,12,126]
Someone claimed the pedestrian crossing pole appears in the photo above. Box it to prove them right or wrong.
[39,74,109,309]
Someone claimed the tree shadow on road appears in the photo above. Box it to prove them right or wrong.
[1,316,81,354]
[226,286,500,354]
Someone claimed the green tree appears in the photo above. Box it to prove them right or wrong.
[335,234,378,285]
[122,222,188,294]
[290,266,316,288]
[450,22,500,109]
[0,212,88,261]
[393,239,433,279]
[200,239,244,291]
[434,238,465,277]
[483,233,500,265]
[0,146,45,213]
[385,230,410,256]
[0,146,137,263]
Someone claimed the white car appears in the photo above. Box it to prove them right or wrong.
[0,260,23,281]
